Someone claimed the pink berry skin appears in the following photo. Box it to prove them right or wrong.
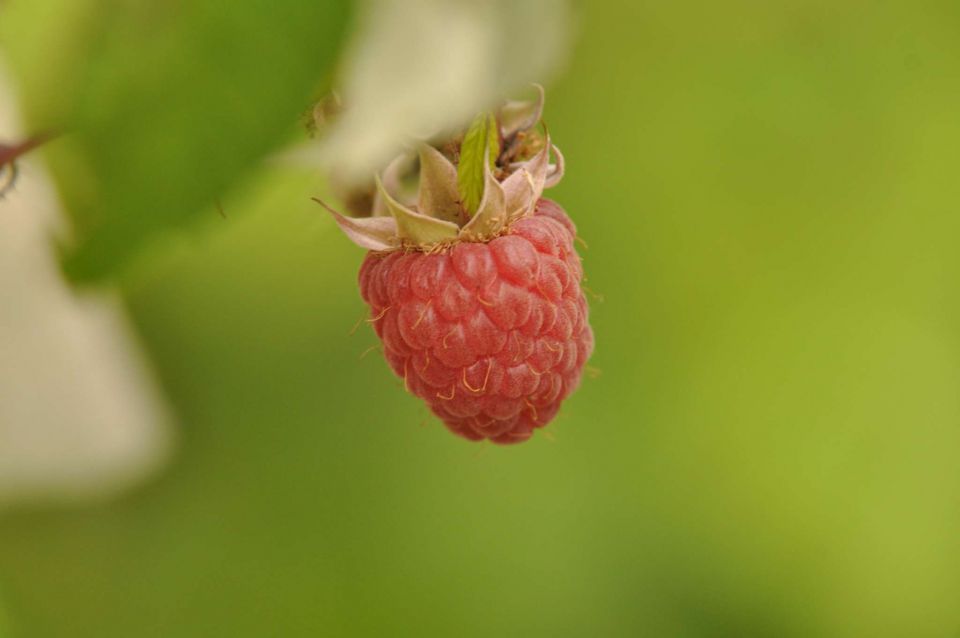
[359,199,594,444]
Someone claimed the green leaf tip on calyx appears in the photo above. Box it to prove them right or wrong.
[460,153,506,240]
[457,111,500,217]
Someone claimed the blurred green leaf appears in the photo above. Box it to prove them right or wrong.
[457,111,498,216]
[0,0,351,281]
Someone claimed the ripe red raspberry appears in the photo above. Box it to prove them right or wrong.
[321,88,593,443]
[358,199,593,444]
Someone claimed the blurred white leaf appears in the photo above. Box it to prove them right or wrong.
[284,0,572,184]
[0,61,174,510]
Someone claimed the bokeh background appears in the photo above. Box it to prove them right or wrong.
[2,1,959,636]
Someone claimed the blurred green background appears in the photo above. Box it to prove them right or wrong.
[2,1,960,636]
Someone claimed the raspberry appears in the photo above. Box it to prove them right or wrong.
[321,88,594,443]
[359,200,593,443]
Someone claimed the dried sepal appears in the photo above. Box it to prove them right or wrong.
[502,135,551,222]
[315,198,399,251]
[376,176,460,246]
[544,143,565,189]
[417,144,463,224]
[371,153,416,217]
[499,84,545,138]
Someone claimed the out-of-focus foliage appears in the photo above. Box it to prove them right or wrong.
[0,0,350,280]
[0,59,172,509]
[1,1,960,638]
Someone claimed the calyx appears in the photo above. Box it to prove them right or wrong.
[323,86,565,251]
